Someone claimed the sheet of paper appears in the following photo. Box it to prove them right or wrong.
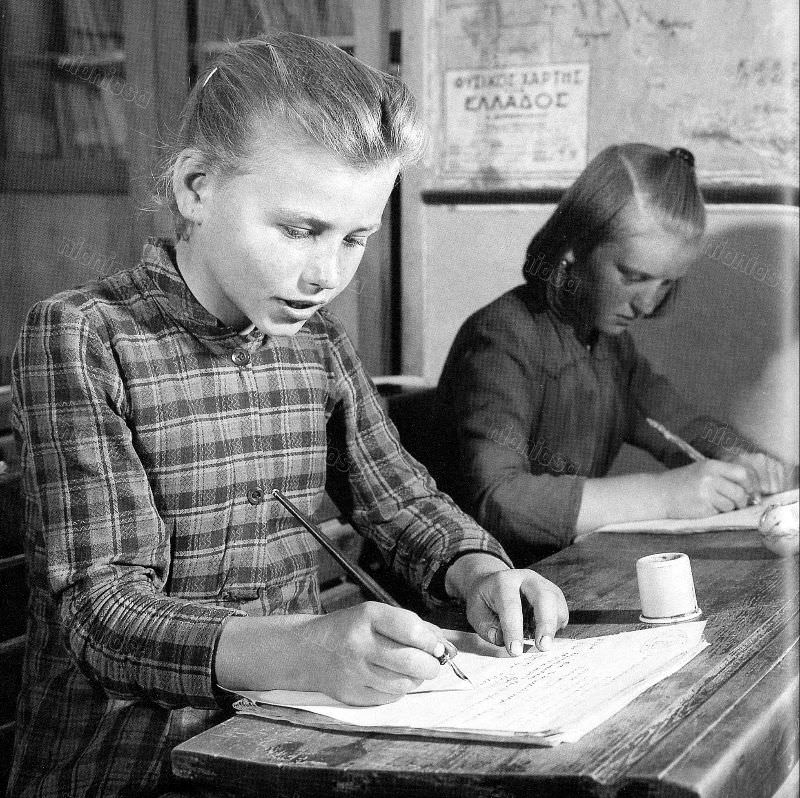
[595,489,798,534]
[235,622,708,745]
[236,657,477,707]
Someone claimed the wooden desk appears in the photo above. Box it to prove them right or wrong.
[172,531,799,798]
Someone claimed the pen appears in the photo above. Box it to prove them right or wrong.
[645,418,761,505]
[645,417,706,462]
[271,488,472,684]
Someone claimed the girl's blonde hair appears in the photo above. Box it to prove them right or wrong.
[523,143,706,326]
[157,32,427,239]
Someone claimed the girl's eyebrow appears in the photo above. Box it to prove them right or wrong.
[273,207,382,234]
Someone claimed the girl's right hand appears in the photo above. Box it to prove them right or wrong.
[658,460,758,518]
[300,602,445,706]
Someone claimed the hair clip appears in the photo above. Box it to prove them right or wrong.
[668,147,695,167]
[202,66,218,88]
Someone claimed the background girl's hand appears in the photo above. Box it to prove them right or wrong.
[658,460,758,518]
[724,451,796,496]
[301,602,444,705]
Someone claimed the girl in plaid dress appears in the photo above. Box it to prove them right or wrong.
[9,33,567,798]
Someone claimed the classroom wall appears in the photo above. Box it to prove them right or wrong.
[0,193,136,382]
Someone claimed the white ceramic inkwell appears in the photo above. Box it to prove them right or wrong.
[635,552,702,624]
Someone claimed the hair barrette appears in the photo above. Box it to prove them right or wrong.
[202,66,218,88]
[668,147,695,167]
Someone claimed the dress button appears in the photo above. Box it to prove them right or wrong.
[231,348,251,367]
[247,487,264,505]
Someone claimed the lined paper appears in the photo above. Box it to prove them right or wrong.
[596,489,798,534]
[235,622,708,745]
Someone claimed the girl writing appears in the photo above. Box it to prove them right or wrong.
[9,34,567,798]
[437,144,794,563]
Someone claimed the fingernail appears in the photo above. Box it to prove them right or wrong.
[538,635,553,651]
[509,640,523,656]
[487,627,499,645]
[442,639,458,657]
[433,641,445,659]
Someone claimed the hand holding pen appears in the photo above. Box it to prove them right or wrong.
[645,419,796,498]
[294,601,462,705]
[217,491,568,705]
[646,418,766,510]
[272,489,472,688]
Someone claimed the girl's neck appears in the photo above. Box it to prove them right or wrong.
[173,237,246,329]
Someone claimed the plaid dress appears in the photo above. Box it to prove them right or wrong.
[9,241,508,797]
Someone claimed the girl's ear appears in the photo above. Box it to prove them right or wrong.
[172,149,213,228]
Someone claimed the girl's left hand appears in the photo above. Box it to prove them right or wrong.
[725,452,797,496]
[445,554,569,654]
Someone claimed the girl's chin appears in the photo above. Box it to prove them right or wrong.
[258,310,316,335]
[259,319,307,336]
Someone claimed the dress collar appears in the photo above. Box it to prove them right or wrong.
[519,282,611,361]
[140,239,264,347]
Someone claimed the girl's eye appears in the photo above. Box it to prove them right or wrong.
[283,226,312,240]
[343,236,367,249]
[618,265,647,283]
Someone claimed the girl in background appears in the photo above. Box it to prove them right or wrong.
[437,144,794,563]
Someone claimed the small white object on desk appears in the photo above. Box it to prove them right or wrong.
[635,552,702,624]
[758,502,800,557]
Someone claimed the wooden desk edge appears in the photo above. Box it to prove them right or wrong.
[171,533,799,798]
[172,722,605,798]
[617,627,799,798]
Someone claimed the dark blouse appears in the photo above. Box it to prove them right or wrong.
[437,284,726,562]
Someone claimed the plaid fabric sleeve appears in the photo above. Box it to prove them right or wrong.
[13,297,244,708]
[323,313,511,605]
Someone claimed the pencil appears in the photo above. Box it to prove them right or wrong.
[645,418,706,462]
[271,488,472,684]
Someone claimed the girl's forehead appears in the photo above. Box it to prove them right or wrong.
[607,229,698,279]
[210,128,399,230]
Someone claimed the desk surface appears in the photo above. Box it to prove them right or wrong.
[172,531,799,798]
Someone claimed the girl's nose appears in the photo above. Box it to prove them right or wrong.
[631,284,661,318]
[301,247,340,291]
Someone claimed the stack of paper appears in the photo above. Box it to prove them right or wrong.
[234,622,708,745]
[596,489,798,534]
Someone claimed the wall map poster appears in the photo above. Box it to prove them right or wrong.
[443,64,589,183]
[430,0,798,189]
